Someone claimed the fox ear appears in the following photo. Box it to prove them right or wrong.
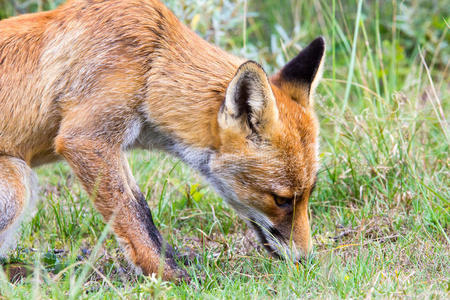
[272,36,325,106]
[219,61,278,135]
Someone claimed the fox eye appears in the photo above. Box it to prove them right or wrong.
[273,195,292,208]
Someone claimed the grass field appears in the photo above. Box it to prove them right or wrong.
[1,0,449,298]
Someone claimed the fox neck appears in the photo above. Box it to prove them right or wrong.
[141,25,244,153]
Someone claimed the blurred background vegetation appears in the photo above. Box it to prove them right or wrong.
[0,0,448,298]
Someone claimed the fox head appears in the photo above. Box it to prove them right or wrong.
[210,37,325,261]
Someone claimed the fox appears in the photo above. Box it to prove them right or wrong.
[0,0,324,281]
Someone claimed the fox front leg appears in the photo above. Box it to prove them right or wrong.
[54,125,187,281]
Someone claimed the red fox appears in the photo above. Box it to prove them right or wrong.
[0,0,324,281]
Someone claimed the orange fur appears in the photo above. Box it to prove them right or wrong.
[0,0,324,281]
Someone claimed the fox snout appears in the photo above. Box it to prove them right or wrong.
[248,206,313,262]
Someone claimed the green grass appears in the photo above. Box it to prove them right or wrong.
[1,0,449,298]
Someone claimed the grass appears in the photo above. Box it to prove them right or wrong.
[1,0,449,298]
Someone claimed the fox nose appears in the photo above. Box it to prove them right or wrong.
[291,235,312,261]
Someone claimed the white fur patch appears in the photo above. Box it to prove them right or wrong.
[0,158,38,256]
[122,118,143,150]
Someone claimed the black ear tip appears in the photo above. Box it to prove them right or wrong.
[279,36,325,87]
[308,36,326,54]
